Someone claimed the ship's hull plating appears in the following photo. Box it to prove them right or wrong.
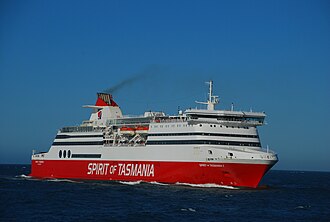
[30,159,275,188]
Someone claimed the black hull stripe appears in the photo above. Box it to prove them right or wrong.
[52,141,103,146]
[71,154,101,158]
[56,134,103,139]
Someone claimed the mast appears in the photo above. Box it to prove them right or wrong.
[196,80,219,110]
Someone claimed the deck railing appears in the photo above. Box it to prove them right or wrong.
[60,126,103,133]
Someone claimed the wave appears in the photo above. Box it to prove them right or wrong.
[16,174,32,179]
[45,178,81,183]
[13,175,238,189]
[148,181,169,186]
[118,180,143,185]
[112,180,238,189]
[15,175,82,184]
[294,205,311,210]
[175,182,239,189]
[117,180,170,186]
[181,208,197,212]
[118,180,168,186]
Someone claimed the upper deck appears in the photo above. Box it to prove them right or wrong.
[59,80,266,132]
[185,108,265,126]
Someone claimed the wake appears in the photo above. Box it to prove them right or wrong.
[15,174,82,183]
[14,175,239,189]
[119,180,238,189]
[175,182,239,189]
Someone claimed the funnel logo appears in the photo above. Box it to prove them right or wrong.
[98,110,102,119]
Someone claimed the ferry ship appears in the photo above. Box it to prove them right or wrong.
[30,81,278,188]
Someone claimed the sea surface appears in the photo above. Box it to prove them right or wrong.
[0,165,329,221]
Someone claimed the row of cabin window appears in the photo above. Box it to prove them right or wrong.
[190,115,263,123]
[148,132,258,138]
[146,140,261,147]
[151,124,250,129]
[200,124,250,129]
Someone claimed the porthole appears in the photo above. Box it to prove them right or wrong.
[199,124,202,127]
[59,150,62,158]
[63,150,67,158]
[68,150,71,158]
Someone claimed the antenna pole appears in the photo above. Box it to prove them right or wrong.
[209,80,213,102]
[196,80,219,111]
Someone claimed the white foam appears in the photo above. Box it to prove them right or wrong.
[148,181,169,186]
[14,175,238,189]
[181,208,197,212]
[295,205,311,209]
[117,180,169,186]
[16,174,32,179]
[188,208,196,212]
[175,182,239,189]
[118,180,239,189]
[46,178,81,183]
[118,180,142,185]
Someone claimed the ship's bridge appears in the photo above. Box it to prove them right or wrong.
[186,81,266,127]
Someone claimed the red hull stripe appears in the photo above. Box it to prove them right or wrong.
[30,160,274,188]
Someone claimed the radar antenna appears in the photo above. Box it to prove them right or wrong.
[195,80,219,110]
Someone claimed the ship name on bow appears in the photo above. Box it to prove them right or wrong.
[87,162,154,177]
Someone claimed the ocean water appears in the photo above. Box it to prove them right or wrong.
[0,165,329,222]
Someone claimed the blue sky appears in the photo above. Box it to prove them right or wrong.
[1,0,329,171]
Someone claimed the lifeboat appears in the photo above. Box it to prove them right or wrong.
[119,127,135,135]
[135,126,149,134]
